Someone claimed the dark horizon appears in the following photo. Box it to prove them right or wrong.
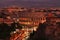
[0,0,60,8]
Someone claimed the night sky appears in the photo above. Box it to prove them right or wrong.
[0,0,60,8]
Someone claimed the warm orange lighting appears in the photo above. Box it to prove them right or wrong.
[19,22,32,25]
